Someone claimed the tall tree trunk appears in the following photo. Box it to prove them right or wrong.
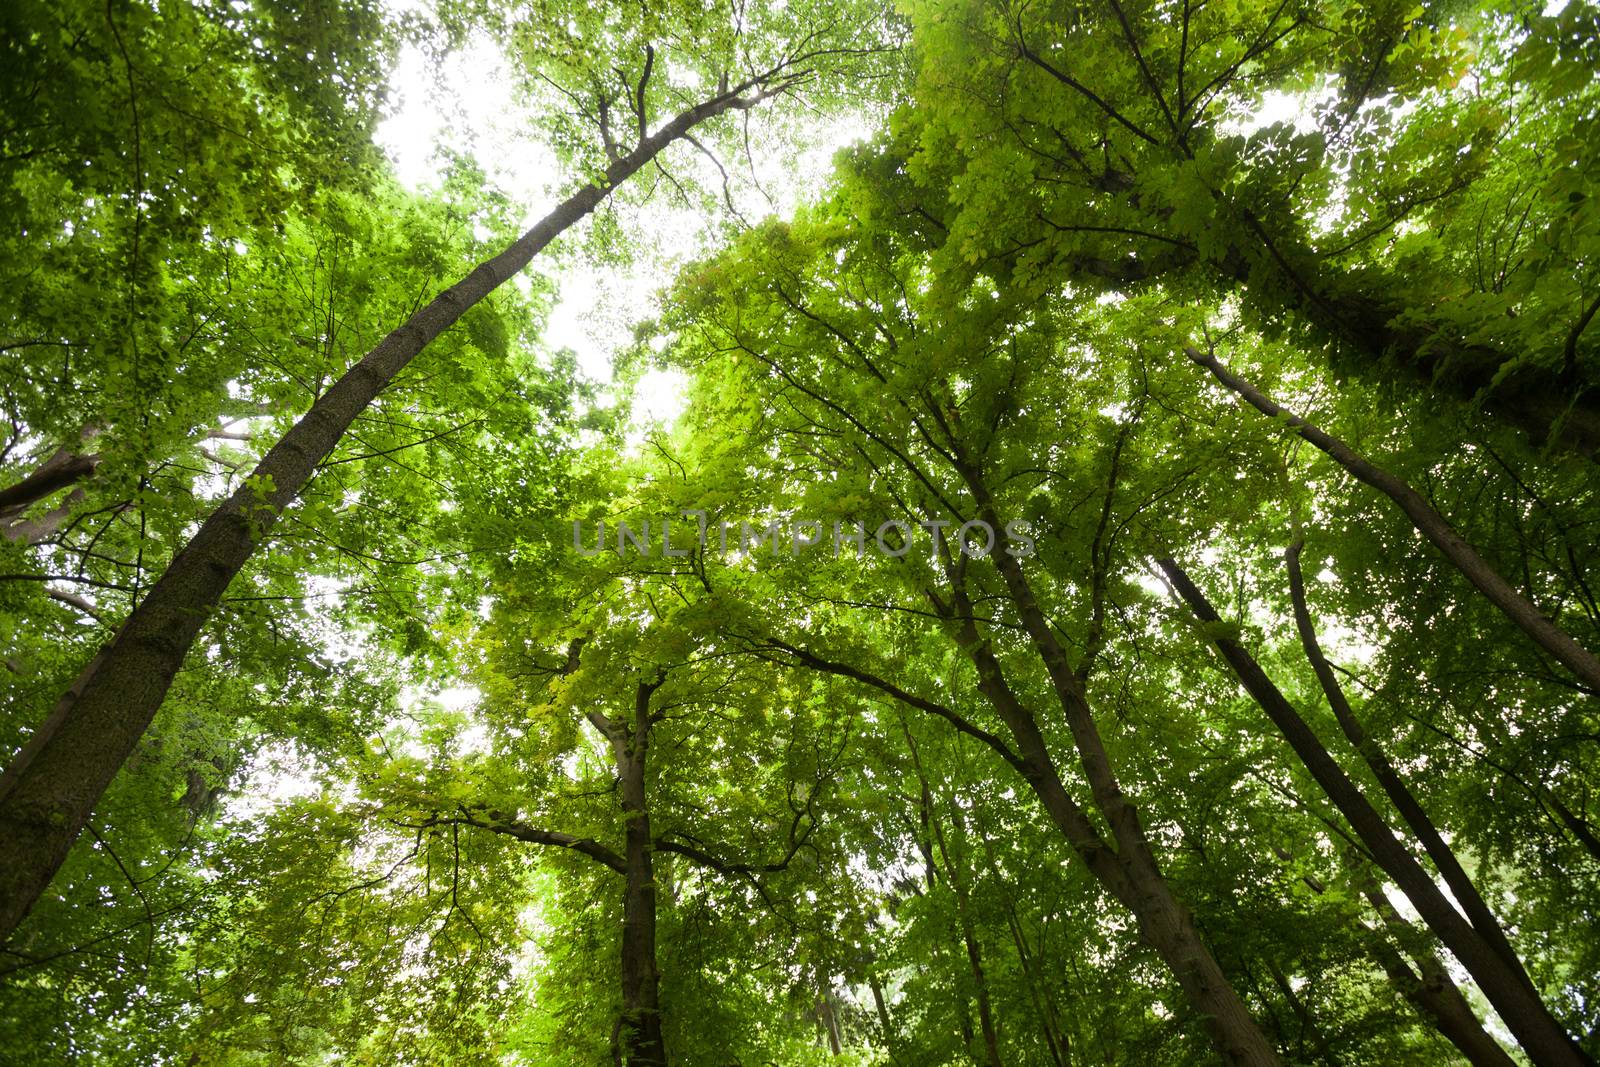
[611,679,668,1067]
[1285,538,1528,978]
[1186,344,1600,695]
[948,615,1280,1066]
[0,76,794,944]
[1356,881,1518,1067]
[759,552,1279,1058]
[947,460,1285,1067]
[3,487,88,545]
[818,989,844,1056]
[1160,557,1591,1067]
[1273,840,1514,1067]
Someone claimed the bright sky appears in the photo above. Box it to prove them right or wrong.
[374,26,872,427]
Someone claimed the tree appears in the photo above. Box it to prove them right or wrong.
[900,0,1600,455]
[0,0,891,942]
[6,0,1600,1061]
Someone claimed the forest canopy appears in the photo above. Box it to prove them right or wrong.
[1,0,1598,1063]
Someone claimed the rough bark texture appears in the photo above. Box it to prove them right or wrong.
[1161,556,1591,1067]
[1188,344,1600,695]
[0,79,788,944]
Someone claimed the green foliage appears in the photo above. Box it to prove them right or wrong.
[5,0,1600,1062]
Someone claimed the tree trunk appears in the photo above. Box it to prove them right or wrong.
[1285,538,1529,979]
[818,990,844,1056]
[1187,344,1600,695]
[1357,882,1518,1067]
[947,462,1284,1067]
[0,432,100,520]
[0,79,790,944]
[1273,840,1514,1067]
[611,680,668,1067]
[759,468,1280,1060]
[1161,556,1591,1067]
[952,618,1281,1065]
[3,487,87,545]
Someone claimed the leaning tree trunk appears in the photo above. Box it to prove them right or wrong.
[0,430,100,521]
[947,459,1286,1067]
[779,619,1284,1066]
[1186,344,1600,695]
[1355,876,1518,1067]
[0,79,789,943]
[1285,537,1530,979]
[1161,556,1592,1067]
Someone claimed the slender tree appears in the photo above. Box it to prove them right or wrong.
[1187,344,1600,693]
[1160,555,1591,1066]
[0,21,878,941]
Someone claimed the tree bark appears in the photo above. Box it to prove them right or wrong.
[947,461,1285,1067]
[0,75,794,944]
[1187,344,1600,695]
[3,487,87,545]
[744,394,1281,1059]
[1285,538,1529,980]
[609,680,668,1067]
[0,434,99,520]
[432,671,683,1064]
[1161,556,1591,1067]
[1356,882,1518,1067]
[956,611,1283,1064]
[771,621,1282,1064]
